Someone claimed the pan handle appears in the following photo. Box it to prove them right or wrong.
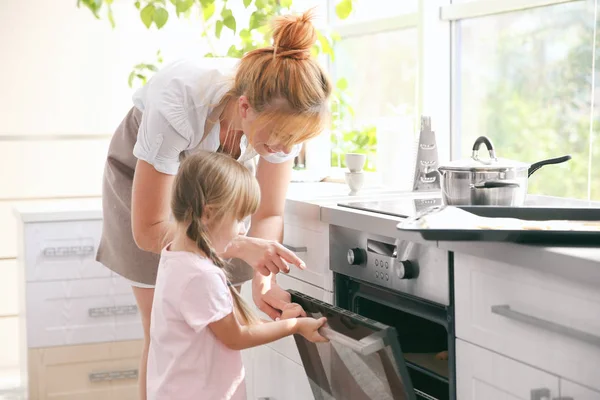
[472,180,520,189]
[528,155,572,177]
[472,136,497,161]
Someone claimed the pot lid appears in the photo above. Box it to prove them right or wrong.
[438,135,530,171]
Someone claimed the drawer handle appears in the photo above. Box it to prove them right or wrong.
[42,245,95,257]
[89,368,138,382]
[492,305,600,347]
[531,388,551,400]
[88,305,138,318]
[283,244,307,253]
[318,326,384,356]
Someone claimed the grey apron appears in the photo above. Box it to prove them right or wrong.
[96,106,256,286]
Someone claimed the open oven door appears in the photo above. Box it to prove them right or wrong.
[289,289,417,400]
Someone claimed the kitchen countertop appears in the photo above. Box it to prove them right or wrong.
[13,183,600,286]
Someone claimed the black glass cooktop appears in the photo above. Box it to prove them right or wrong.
[338,197,443,218]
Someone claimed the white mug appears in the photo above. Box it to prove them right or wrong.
[345,153,367,172]
[345,171,365,195]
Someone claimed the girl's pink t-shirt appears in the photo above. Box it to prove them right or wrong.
[147,247,246,400]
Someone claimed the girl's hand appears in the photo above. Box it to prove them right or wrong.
[296,317,328,343]
[280,303,307,320]
[226,236,306,276]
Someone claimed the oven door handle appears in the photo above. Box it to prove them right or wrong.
[318,326,385,356]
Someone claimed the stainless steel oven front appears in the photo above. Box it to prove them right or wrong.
[329,224,456,400]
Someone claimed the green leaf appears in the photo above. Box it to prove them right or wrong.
[335,0,352,20]
[176,0,193,14]
[221,8,232,18]
[215,20,224,38]
[205,52,215,57]
[280,0,292,8]
[107,6,116,28]
[128,71,136,88]
[243,0,252,8]
[153,7,169,29]
[249,11,266,30]
[317,31,334,58]
[134,1,141,9]
[223,15,236,33]
[227,45,240,58]
[255,0,267,8]
[140,4,156,28]
[240,29,252,42]
[336,78,348,91]
[202,2,215,20]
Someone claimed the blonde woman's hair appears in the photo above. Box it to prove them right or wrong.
[224,8,333,148]
[171,150,261,325]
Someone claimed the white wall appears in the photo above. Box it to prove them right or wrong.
[0,0,209,385]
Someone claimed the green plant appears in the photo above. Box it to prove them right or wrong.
[331,125,377,171]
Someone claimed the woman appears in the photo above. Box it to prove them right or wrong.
[96,9,332,399]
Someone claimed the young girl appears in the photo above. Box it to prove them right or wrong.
[147,150,327,400]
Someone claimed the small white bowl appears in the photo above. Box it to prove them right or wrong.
[345,153,367,173]
[345,171,365,195]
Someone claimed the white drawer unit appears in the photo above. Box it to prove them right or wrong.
[282,222,332,291]
[22,220,107,282]
[252,344,313,400]
[27,340,142,400]
[26,276,142,348]
[456,339,560,400]
[454,253,600,391]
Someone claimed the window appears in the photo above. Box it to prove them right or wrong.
[328,2,420,188]
[453,0,598,199]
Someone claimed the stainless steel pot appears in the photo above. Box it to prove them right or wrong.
[438,136,571,206]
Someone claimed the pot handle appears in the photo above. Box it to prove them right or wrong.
[472,180,520,189]
[528,155,572,177]
[472,136,497,161]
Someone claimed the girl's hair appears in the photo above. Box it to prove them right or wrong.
[171,150,261,325]
[225,8,333,148]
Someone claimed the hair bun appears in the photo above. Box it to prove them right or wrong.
[272,8,317,56]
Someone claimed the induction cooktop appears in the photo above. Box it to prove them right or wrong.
[338,196,443,218]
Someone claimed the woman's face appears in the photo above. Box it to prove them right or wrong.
[238,97,293,157]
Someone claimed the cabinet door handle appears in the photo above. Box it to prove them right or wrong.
[88,304,138,318]
[491,305,600,347]
[552,397,574,400]
[531,388,551,400]
[89,368,138,382]
[42,244,95,257]
[318,326,384,356]
[283,244,307,253]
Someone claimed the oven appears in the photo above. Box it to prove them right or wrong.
[288,223,455,400]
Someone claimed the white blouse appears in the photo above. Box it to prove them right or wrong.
[131,57,301,175]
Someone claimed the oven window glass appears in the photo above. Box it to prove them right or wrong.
[290,291,415,400]
[353,294,450,400]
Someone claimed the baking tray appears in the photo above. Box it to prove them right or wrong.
[397,206,600,246]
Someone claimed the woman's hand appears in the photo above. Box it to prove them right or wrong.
[296,317,328,343]
[252,277,292,320]
[279,303,307,320]
[225,235,306,276]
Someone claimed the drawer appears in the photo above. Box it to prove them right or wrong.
[456,339,560,400]
[455,253,600,390]
[26,276,142,348]
[253,345,313,400]
[27,340,142,400]
[282,223,332,291]
[23,220,108,282]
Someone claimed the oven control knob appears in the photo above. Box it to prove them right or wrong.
[397,260,418,279]
[347,248,367,266]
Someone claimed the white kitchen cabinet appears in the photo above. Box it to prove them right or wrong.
[454,253,600,391]
[252,344,313,400]
[456,339,560,400]
[560,379,600,400]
